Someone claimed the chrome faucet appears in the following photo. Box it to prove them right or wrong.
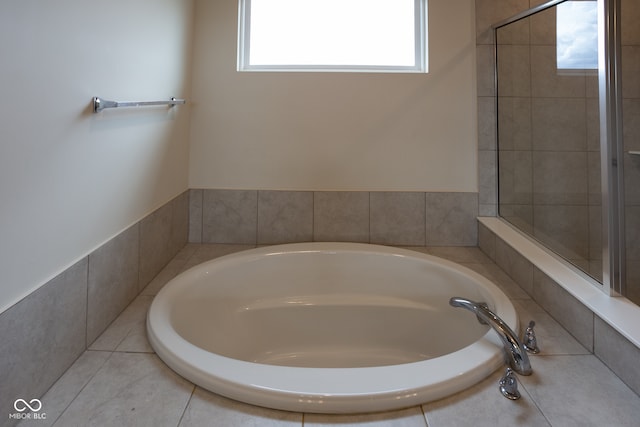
[449,297,532,376]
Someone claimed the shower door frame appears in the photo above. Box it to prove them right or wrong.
[598,0,625,297]
[491,0,626,297]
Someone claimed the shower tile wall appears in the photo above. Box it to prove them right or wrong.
[475,0,533,217]
[479,219,640,397]
[493,5,601,280]
[622,0,640,304]
[189,190,478,247]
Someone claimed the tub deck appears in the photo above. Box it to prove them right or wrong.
[34,244,640,427]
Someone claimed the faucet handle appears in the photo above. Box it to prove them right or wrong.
[522,320,540,354]
[499,368,521,400]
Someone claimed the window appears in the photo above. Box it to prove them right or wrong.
[238,0,427,72]
[556,0,598,71]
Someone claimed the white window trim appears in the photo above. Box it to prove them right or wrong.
[237,0,428,73]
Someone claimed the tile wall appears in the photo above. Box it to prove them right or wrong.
[188,189,479,247]
[622,0,640,304]
[25,243,640,426]
[476,0,640,403]
[494,4,601,279]
[0,192,188,427]
[0,188,479,427]
[478,220,640,397]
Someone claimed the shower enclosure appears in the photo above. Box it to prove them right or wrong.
[494,0,640,305]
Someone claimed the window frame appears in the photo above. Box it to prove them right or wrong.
[237,0,428,73]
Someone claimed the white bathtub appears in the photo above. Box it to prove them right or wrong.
[147,242,517,413]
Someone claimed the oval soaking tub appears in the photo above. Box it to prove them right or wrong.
[147,242,517,414]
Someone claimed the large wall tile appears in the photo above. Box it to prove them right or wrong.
[0,193,188,427]
[257,191,313,244]
[87,224,139,345]
[0,258,87,427]
[370,192,426,246]
[621,0,640,45]
[532,267,594,351]
[531,97,587,151]
[314,192,370,242]
[477,97,496,151]
[622,45,640,98]
[171,191,189,256]
[497,45,531,97]
[625,205,640,269]
[533,204,589,260]
[425,193,478,246]
[478,221,496,261]
[594,316,640,396]
[495,238,534,296]
[475,0,529,45]
[497,97,531,151]
[140,193,188,288]
[499,150,532,205]
[202,189,258,244]
[495,14,530,45]
[478,150,497,206]
[587,151,602,206]
[530,45,586,98]
[532,151,588,205]
[476,45,496,97]
[529,5,556,45]
[189,189,203,243]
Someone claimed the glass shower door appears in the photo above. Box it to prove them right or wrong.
[495,0,640,307]
[495,2,604,283]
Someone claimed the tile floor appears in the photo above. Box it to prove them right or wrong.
[19,244,640,427]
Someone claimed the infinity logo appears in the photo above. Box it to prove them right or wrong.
[13,399,42,413]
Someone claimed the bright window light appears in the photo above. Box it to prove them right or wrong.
[557,1,598,70]
[238,0,427,72]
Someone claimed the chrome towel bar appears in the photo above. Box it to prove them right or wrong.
[92,97,185,113]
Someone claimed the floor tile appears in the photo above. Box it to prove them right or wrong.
[178,387,301,427]
[21,243,640,427]
[423,369,551,427]
[53,353,193,427]
[304,406,427,426]
[519,355,640,426]
[18,351,111,427]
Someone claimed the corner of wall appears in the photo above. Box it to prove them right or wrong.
[0,192,189,427]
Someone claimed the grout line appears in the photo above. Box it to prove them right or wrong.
[175,385,197,427]
[84,256,90,350]
[255,190,260,245]
[47,350,115,427]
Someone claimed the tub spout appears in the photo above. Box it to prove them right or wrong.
[449,297,532,376]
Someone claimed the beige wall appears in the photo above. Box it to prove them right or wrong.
[0,0,194,313]
[189,0,477,192]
